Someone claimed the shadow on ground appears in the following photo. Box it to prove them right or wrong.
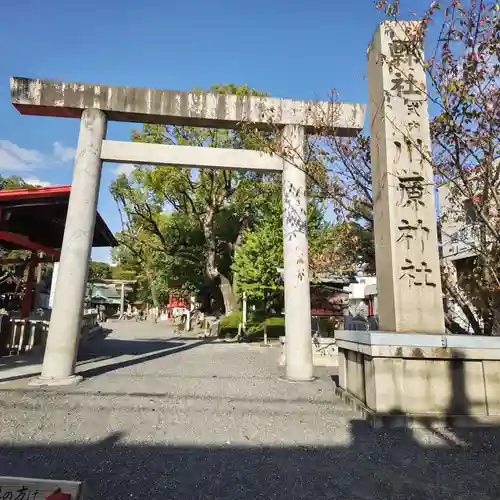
[77,338,208,379]
[1,424,499,499]
[0,328,209,383]
[0,328,116,374]
[1,340,499,498]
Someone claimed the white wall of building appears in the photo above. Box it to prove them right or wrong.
[439,183,479,261]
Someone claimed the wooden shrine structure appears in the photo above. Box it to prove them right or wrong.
[0,185,116,320]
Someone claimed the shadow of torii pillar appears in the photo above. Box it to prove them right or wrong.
[10,77,365,385]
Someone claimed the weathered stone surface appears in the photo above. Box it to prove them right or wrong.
[337,330,500,419]
[345,349,366,402]
[100,140,283,172]
[10,77,365,135]
[483,361,500,415]
[363,355,488,415]
[335,330,500,359]
[282,125,313,381]
[367,21,445,333]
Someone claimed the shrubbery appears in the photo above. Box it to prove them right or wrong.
[219,311,285,339]
[219,311,243,337]
[220,311,340,340]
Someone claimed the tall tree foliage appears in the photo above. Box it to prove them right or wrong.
[233,189,370,311]
[111,84,275,314]
[0,175,30,190]
[88,261,112,280]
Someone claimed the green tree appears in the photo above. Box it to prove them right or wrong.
[0,175,29,190]
[233,193,345,312]
[111,84,274,314]
[88,261,112,280]
[110,225,166,306]
[309,221,374,276]
[110,265,137,281]
[232,195,284,311]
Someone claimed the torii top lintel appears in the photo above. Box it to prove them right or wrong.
[11,77,365,137]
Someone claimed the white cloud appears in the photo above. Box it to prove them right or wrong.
[0,139,76,176]
[0,140,44,172]
[113,163,136,178]
[22,177,52,187]
[53,141,76,162]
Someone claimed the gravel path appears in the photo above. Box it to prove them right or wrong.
[0,321,499,499]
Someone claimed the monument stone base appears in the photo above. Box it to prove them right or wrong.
[335,330,500,428]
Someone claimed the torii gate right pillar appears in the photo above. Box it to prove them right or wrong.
[282,124,313,381]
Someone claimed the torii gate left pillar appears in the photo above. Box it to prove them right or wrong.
[11,77,364,386]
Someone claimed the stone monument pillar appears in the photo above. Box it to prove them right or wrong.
[368,20,444,334]
[31,108,107,386]
[334,22,500,426]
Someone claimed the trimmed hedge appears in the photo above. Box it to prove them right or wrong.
[261,316,285,338]
[219,311,285,340]
[219,311,243,337]
[219,311,337,340]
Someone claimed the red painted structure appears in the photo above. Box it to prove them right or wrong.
[0,185,117,317]
[167,295,189,318]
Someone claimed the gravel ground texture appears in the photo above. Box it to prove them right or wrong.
[0,321,499,499]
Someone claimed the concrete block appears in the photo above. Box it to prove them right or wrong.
[346,350,365,402]
[402,358,486,415]
[338,348,347,388]
[483,360,500,415]
[368,357,405,413]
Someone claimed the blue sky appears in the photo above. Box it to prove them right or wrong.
[0,0,427,263]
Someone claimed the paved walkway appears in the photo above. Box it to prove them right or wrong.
[0,322,499,499]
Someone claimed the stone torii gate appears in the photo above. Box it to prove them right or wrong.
[10,76,365,386]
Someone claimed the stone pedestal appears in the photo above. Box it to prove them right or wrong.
[335,330,500,427]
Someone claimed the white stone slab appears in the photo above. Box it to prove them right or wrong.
[101,140,283,172]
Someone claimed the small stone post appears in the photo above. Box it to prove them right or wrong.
[367,21,445,333]
[120,282,125,317]
[282,124,313,381]
[31,108,107,386]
